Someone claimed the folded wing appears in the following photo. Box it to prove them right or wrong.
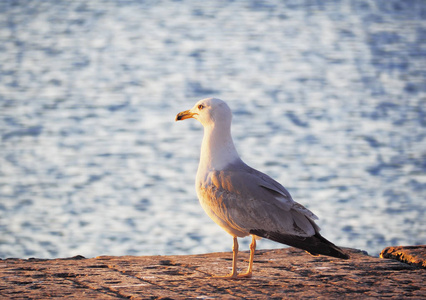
[201,168,349,259]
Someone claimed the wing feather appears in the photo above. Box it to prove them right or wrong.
[199,169,319,237]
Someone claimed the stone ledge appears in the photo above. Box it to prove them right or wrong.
[1,246,425,299]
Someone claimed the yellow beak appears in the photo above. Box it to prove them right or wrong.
[175,109,196,121]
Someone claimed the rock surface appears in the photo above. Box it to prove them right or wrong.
[381,245,426,269]
[1,247,425,299]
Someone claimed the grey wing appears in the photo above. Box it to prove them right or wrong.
[208,170,320,237]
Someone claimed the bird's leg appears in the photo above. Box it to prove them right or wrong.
[213,236,239,279]
[230,236,239,277]
[237,235,256,278]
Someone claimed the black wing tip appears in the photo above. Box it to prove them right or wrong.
[313,234,350,260]
[338,252,350,259]
[250,229,350,260]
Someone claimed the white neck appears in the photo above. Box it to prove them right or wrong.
[197,123,241,175]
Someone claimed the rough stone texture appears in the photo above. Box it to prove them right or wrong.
[381,245,426,269]
[1,247,425,299]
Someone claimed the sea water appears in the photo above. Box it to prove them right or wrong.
[0,0,425,259]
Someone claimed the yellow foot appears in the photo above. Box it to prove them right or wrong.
[237,272,252,278]
[211,272,252,279]
[212,273,238,279]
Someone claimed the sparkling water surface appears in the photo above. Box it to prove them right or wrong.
[0,0,425,259]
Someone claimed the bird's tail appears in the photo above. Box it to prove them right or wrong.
[250,229,349,259]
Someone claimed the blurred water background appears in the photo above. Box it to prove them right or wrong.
[0,0,425,259]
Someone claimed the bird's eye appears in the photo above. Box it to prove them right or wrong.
[198,104,204,110]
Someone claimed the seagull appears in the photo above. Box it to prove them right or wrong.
[175,98,349,279]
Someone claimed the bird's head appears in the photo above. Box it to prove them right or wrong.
[175,98,232,128]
